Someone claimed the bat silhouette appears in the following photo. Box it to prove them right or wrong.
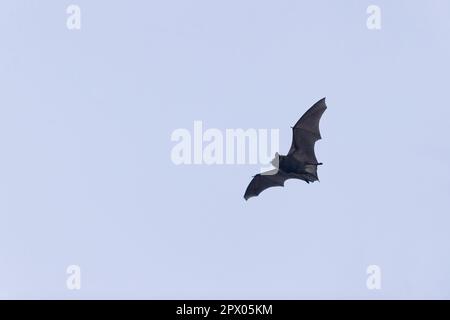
[244,98,327,200]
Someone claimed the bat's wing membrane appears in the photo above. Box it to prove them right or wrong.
[244,170,314,200]
[244,169,290,200]
[288,98,327,177]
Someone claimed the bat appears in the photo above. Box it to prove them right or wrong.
[244,98,327,200]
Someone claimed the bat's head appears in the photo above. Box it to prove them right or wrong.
[271,152,280,168]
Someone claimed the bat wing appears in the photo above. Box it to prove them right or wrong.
[287,98,327,178]
[244,169,307,200]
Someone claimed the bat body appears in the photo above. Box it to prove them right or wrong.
[244,98,327,200]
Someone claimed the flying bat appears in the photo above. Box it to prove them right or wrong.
[244,98,327,200]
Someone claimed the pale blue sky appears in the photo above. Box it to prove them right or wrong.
[1,0,450,299]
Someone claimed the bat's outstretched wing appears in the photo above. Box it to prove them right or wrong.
[244,169,289,200]
[288,98,327,178]
[244,170,311,200]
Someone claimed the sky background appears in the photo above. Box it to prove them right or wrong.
[1,0,450,299]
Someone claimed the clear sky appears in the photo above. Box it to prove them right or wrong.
[1,0,450,299]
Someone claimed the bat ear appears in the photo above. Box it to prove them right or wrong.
[271,153,280,168]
